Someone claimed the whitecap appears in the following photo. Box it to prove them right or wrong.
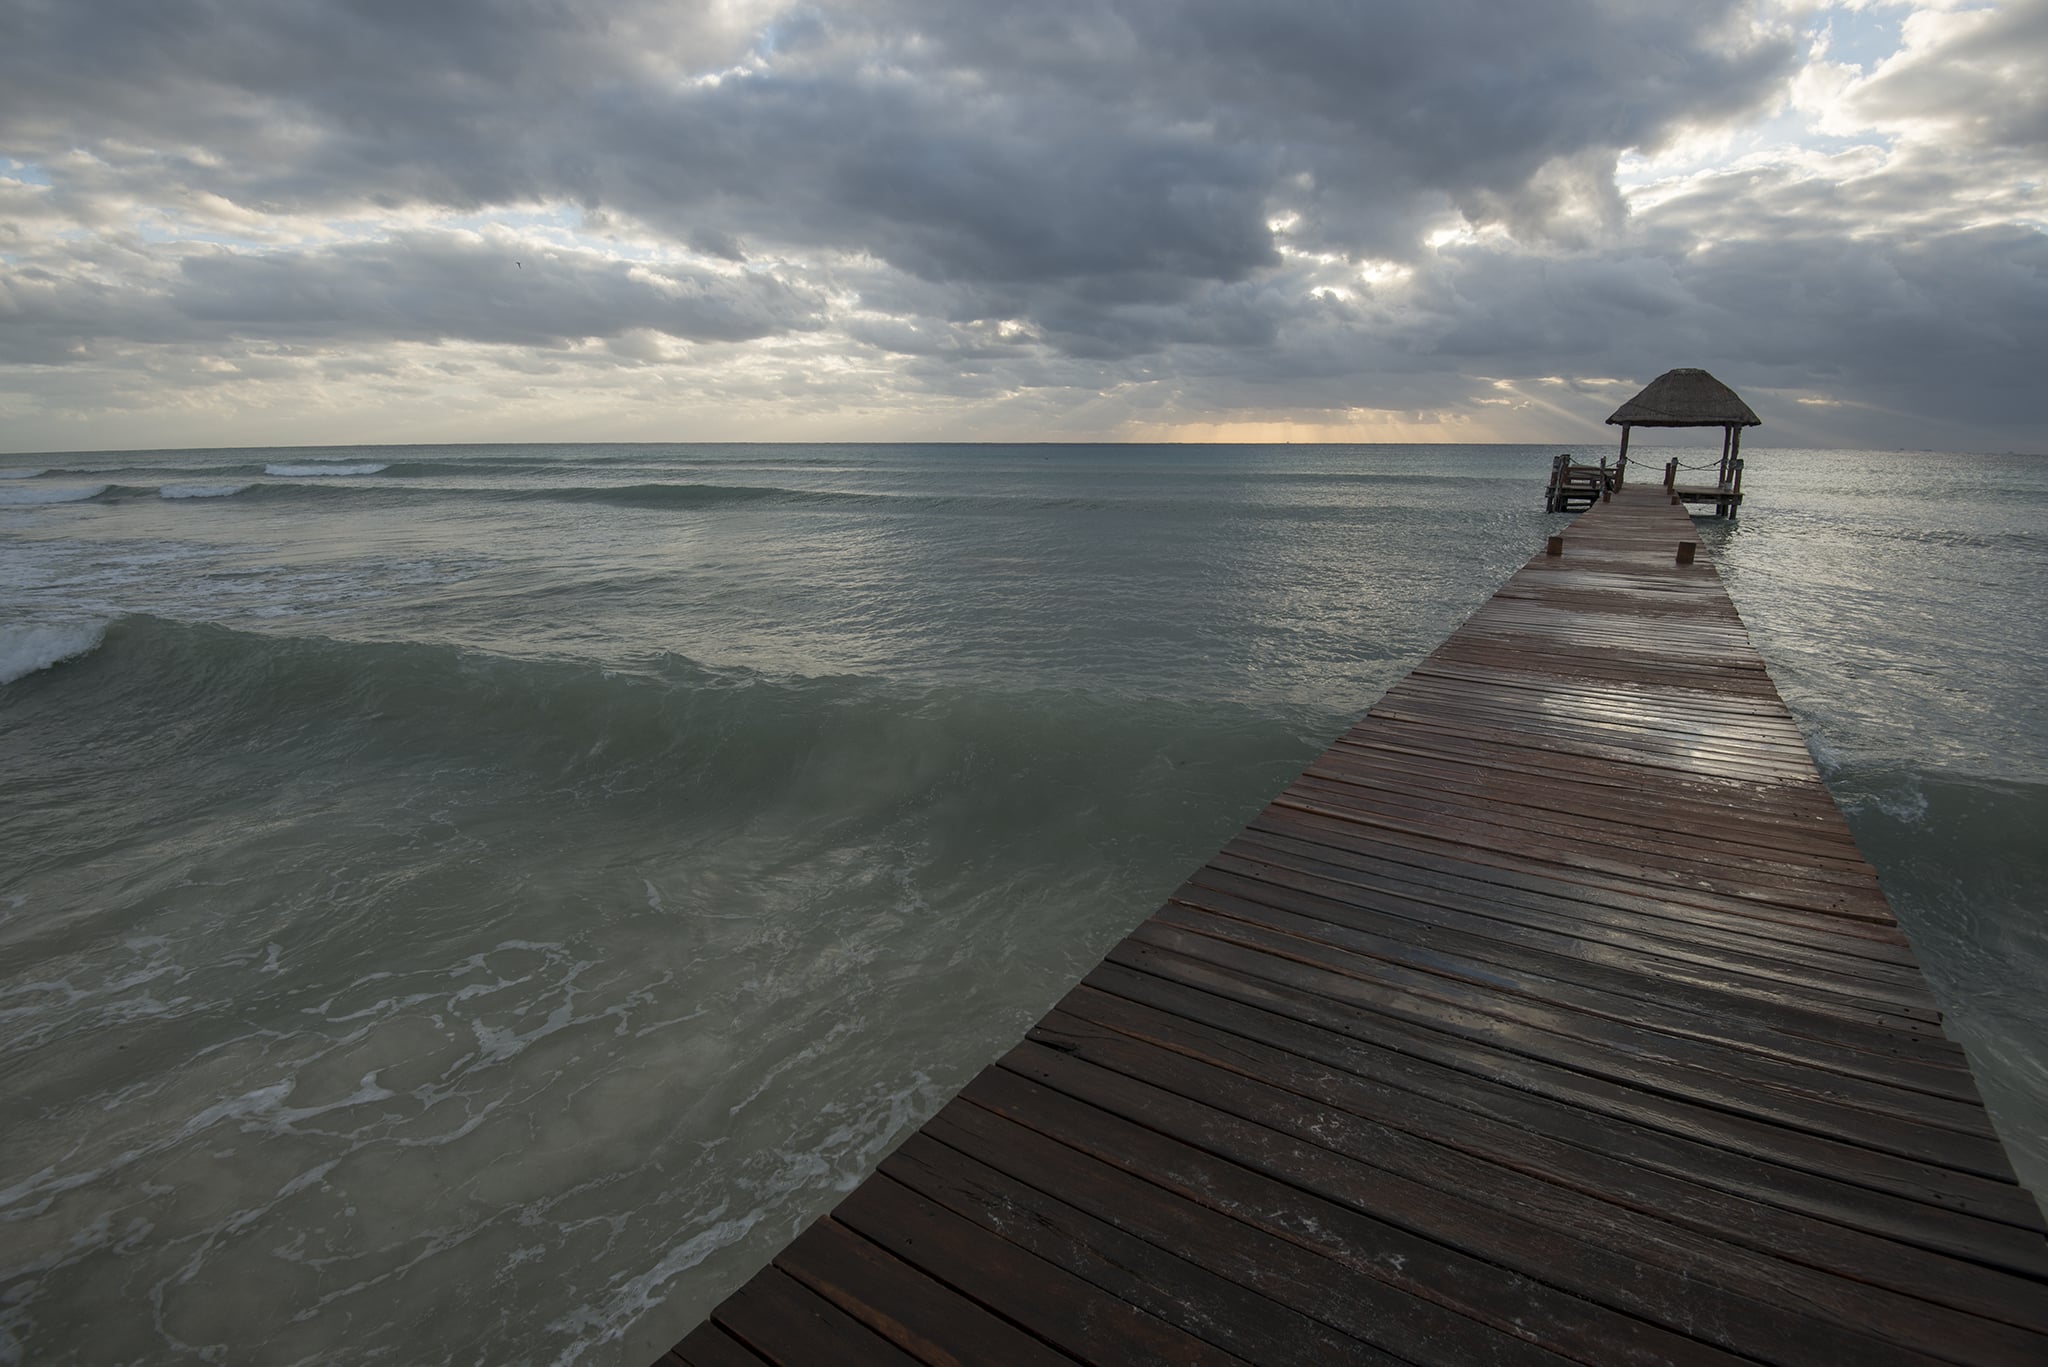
[0,483,108,505]
[544,1202,762,1350]
[159,483,251,499]
[0,620,109,685]
[275,1160,340,1199]
[263,463,387,477]
[1870,782,1930,824]
[0,466,47,479]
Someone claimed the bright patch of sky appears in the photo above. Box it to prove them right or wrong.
[1617,1,1906,193]
[422,204,692,267]
[2,157,52,186]
[1821,0,1911,69]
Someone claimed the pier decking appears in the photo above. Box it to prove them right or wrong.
[658,486,2047,1366]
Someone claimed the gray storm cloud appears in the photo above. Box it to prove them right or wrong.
[0,0,2042,448]
[169,236,824,348]
[2,232,822,363]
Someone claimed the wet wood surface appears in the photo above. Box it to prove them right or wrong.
[659,487,2047,1365]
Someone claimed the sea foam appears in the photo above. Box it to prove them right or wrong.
[0,620,108,685]
[264,463,387,477]
[0,483,107,505]
[0,467,47,479]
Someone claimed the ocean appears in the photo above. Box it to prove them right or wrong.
[2,442,2042,1365]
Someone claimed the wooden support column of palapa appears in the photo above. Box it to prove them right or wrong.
[1724,423,1744,517]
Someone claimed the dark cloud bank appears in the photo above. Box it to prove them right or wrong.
[1,0,2042,448]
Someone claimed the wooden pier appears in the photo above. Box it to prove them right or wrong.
[1662,456,1745,517]
[657,486,2046,1366]
[1542,452,1621,513]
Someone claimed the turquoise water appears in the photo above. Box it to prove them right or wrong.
[2,444,2042,1364]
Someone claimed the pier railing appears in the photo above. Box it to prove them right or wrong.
[1663,454,1745,516]
[1543,452,1623,512]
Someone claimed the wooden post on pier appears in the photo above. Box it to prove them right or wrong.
[651,484,2048,1367]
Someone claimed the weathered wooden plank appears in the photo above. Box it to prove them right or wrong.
[1212,838,1950,1030]
[1067,969,2048,1293]
[948,1074,1694,1366]
[920,1104,1502,1366]
[1243,809,1926,964]
[777,1216,1073,1366]
[1113,932,2046,1230]
[1285,771,1894,900]
[1333,727,1853,823]
[1189,858,1973,1071]
[713,1267,922,1366]
[880,1136,1371,1364]
[1140,907,2011,1166]
[1310,746,1873,865]
[1225,818,1898,963]
[1018,1013,2048,1362]
[1256,804,1915,942]
[666,1323,766,1367]
[833,1171,1252,1366]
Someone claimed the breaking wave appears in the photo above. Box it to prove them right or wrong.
[518,482,791,509]
[0,620,109,685]
[264,462,389,477]
[159,483,253,499]
[13,615,1309,804]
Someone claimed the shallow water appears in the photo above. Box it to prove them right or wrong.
[1,442,2041,1364]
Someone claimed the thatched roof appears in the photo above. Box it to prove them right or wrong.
[1606,368,1760,428]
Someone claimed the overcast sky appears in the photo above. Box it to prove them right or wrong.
[2,0,2041,452]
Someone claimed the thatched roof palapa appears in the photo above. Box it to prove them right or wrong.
[1606,368,1760,428]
